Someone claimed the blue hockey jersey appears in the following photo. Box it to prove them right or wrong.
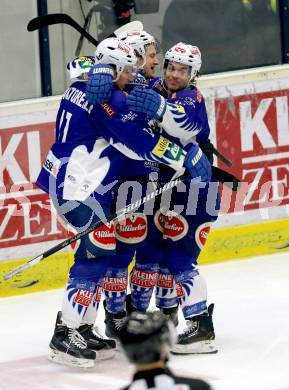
[36,81,186,203]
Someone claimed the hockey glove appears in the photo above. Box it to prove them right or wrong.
[86,64,114,105]
[127,88,167,120]
[184,144,212,182]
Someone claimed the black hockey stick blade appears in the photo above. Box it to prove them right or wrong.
[27,13,99,47]
[212,166,240,191]
[273,240,289,250]
[27,13,68,31]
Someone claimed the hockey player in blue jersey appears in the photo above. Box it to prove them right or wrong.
[86,30,165,339]
[86,39,219,354]
[126,42,220,354]
[36,38,211,367]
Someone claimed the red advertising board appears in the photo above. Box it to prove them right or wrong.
[0,122,67,252]
[1,85,289,259]
[215,89,289,213]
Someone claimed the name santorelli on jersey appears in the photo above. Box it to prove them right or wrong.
[63,86,93,113]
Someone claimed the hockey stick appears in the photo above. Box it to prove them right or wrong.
[273,240,289,250]
[3,175,182,281]
[27,13,143,48]
[212,145,233,168]
[211,166,240,191]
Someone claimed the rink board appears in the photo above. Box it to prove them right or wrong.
[1,217,289,298]
[1,64,289,297]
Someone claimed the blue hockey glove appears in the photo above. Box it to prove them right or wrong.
[86,64,114,105]
[127,88,167,120]
[184,144,212,182]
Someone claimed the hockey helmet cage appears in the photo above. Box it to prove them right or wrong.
[94,37,137,81]
[164,42,202,81]
[119,311,176,364]
[67,56,95,79]
[118,30,157,63]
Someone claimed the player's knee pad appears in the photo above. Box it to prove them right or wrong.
[176,271,208,318]
[155,267,178,309]
[69,256,109,283]
[61,278,97,328]
[102,267,128,313]
[130,263,159,311]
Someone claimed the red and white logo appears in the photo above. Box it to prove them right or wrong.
[156,273,174,289]
[176,282,184,297]
[94,286,102,303]
[174,47,186,54]
[89,222,116,250]
[195,222,212,249]
[154,210,166,233]
[102,276,128,292]
[130,269,158,288]
[154,210,188,241]
[215,88,289,212]
[115,213,147,244]
[74,289,94,307]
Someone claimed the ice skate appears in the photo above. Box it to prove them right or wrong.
[104,301,127,340]
[48,312,96,368]
[171,303,217,354]
[161,306,179,327]
[78,323,116,360]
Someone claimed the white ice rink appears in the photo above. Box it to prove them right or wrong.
[1,251,289,390]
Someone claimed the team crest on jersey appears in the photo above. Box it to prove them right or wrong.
[89,222,116,250]
[115,213,147,243]
[195,222,212,249]
[154,210,188,241]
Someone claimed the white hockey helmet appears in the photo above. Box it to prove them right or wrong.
[117,30,156,64]
[164,42,202,81]
[66,56,95,79]
[95,37,137,80]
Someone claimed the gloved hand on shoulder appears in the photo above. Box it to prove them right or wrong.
[86,64,114,105]
[127,88,167,120]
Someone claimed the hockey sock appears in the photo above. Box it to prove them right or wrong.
[102,267,128,313]
[61,278,97,328]
[81,285,102,325]
[130,263,159,311]
[155,267,178,309]
[175,270,208,319]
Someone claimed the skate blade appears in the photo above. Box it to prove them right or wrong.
[171,340,218,355]
[95,348,116,361]
[48,349,95,368]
